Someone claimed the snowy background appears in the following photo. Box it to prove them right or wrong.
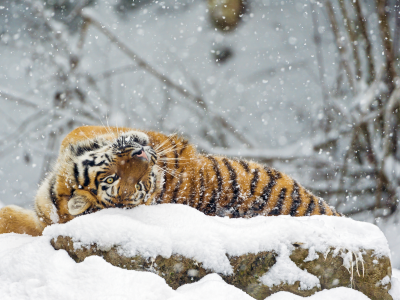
[0,0,400,269]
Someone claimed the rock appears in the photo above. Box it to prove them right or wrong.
[51,236,392,300]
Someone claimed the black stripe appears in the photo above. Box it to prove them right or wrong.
[187,176,197,207]
[83,165,90,187]
[239,160,250,173]
[156,172,167,204]
[250,168,260,196]
[72,141,102,156]
[204,189,218,215]
[81,158,107,187]
[75,145,86,156]
[222,158,240,210]
[171,174,183,203]
[274,170,282,180]
[179,140,188,156]
[104,154,111,163]
[269,188,286,216]
[169,138,179,169]
[206,156,223,202]
[318,198,326,215]
[49,175,59,209]
[289,181,301,216]
[160,156,171,183]
[94,171,106,190]
[73,163,80,186]
[253,167,277,212]
[305,195,315,216]
[196,169,205,209]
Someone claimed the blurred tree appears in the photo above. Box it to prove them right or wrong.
[309,0,400,218]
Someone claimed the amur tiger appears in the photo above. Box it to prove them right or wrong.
[0,126,341,236]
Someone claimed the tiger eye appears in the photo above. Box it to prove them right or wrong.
[106,177,114,184]
[136,184,141,191]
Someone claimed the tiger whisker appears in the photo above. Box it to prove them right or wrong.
[159,157,191,161]
[154,138,172,151]
[105,115,116,138]
[156,144,177,153]
[77,129,91,141]
[154,165,177,179]
[156,148,180,156]
[99,116,114,137]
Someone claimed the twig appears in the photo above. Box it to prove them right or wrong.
[0,88,39,108]
[352,0,375,84]
[310,2,331,130]
[94,64,137,81]
[376,0,396,91]
[0,110,49,148]
[326,0,355,93]
[393,0,400,58]
[338,0,361,80]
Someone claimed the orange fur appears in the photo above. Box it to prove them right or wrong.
[0,126,341,236]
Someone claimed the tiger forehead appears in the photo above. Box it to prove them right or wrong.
[112,131,150,148]
[68,130,150,158]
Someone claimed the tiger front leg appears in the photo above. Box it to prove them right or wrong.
[0,205,44,236]
[133,175,156,205]
[132,184,147,205]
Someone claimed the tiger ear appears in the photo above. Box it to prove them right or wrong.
[68,190,95,216]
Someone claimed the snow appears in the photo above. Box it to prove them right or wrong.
[0,205,396,299]
[260,244,320,290]
[0,233,380,300]
[390,268,400,300]
[266,287,371,300]
[44,204,390,276]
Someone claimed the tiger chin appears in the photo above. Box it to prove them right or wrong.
[0,126,341,236]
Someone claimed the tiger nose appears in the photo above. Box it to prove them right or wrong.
[133,149,148,161]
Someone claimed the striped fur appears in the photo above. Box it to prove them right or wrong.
[0,126,340,236]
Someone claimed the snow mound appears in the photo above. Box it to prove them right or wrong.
[44,204,390,275]
[0,205,395,299]
[0,233,378,300]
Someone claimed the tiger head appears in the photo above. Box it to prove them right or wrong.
[60,130,160,216]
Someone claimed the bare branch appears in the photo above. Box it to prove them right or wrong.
[393,0,400,58]
[0,88,39,108]
[338,0,361,80]
[326,0,355,93]
[352,0,375,84]
[376,0,397,90]
[94,64,137,81]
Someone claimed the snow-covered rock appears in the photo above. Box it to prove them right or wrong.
[43,204,392,299]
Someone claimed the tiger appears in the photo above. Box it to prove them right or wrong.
[0,126,341,236]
